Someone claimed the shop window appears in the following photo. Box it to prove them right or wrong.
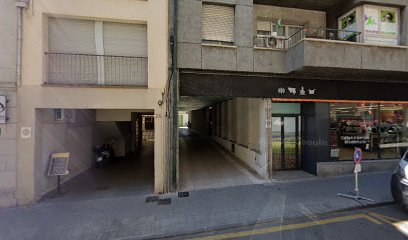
[330,103,408,161]
[378,104,408,159]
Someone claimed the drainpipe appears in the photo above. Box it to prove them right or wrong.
[15,0,29,86]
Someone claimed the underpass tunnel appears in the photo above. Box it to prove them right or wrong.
[178,97,266,191]
[35,109,156,201]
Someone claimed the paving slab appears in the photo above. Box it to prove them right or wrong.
[0,171,395,240]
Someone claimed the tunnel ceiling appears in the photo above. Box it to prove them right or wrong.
[254,0,344,11]
[179,96,231,112]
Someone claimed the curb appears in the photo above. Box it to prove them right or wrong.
[135,201,396,240]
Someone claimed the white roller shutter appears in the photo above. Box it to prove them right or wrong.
[103,22,147,57]
[48,17,96,54]
[202,4,235,43]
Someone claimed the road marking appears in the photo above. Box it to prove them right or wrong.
[192,214,382,240]
[368,212,400,225]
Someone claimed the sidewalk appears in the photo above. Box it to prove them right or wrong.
[0,171,394,240]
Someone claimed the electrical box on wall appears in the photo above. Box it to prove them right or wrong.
[0,96,6,124]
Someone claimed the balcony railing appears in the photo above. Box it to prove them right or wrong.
[46,53,148,87]
[254,27,362,50]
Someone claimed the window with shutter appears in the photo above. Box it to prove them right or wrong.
[103,22,147,57]
[48,18,96,54]
[202,4,235,43]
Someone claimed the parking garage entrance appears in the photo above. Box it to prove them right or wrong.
[36,109,156,201]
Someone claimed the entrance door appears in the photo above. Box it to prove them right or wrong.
[272,115,301,170]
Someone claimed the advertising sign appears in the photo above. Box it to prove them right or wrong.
[365,7,379,33]
[380,10,397,36]
[0,96,6,124]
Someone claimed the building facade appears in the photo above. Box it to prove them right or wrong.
[177,0,408,184]
[0,0,170,207]
[0,0,18,207]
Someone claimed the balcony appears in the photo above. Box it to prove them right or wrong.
[45,53,148,87]
[254,27,362,50]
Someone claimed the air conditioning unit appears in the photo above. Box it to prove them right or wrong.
[55,109,76,122]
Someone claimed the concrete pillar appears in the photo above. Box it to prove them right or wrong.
[15,105,37,205]
[154,106,165,194]
[264,99,272,180]
[137,113,143,148]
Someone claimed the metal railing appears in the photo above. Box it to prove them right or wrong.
[254,27,362,50]
[303,27,362,43]
[46,53,148,86]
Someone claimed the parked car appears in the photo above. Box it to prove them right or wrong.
[391,148,408,209]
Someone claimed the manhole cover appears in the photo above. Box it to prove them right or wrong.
[178,191,190,198]
[145,196,159,203]
[158,198,171,205]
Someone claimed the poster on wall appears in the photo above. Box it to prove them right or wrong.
[0,96,6,124]
[365,7,379,33]
[380,10,397,36]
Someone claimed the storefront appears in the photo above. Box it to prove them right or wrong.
[330,103,408,161]
[272,102,408,175]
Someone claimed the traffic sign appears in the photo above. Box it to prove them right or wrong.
[353,147,363,164]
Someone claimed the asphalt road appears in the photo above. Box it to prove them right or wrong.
[173,204,408,240]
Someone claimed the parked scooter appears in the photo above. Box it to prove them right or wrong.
[94,139,116,168]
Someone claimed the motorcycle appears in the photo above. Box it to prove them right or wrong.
[94,139,116,168]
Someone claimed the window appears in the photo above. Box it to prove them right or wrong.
[256,19,302,38]
[202,4,235,44]
[330,103,408,161]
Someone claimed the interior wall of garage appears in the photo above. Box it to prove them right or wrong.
[35,109,95,196]
[188,98,268,178]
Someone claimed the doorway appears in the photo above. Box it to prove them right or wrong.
[272,115,301,170]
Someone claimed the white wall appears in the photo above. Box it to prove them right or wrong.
[35,109,94,196]
[0,0,17,208]
[213,98,268,178]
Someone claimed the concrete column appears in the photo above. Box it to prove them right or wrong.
[15,105,37,205]
[248,98,254,150]
[235,98,241,144]
[137,113,143,148]
[264,99,272,180]
[227,100,232,141]
[154,106,165,194]
[222,102,227,139]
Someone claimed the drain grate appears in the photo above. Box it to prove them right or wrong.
[158,198,171,205]
[178,191,190,198]
[145,196,159,203]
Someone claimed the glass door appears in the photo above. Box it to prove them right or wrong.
[272,115,301,171]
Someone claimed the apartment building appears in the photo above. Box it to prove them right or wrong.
[0,0,169,207]
[176,0,408,189]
